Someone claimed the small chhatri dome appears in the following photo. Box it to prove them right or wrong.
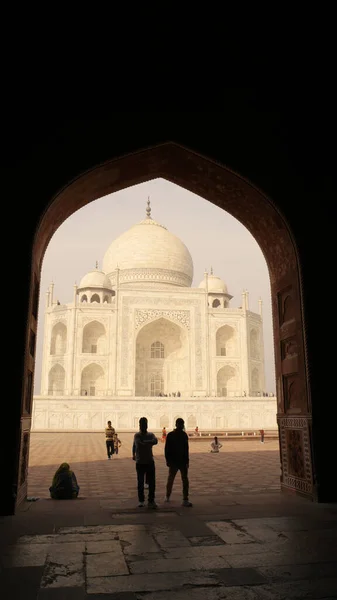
[78,266,112,290]
[199,271,228,294]
[102,198,194,288]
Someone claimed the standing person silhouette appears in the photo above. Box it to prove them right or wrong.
[165,418,192,507]
[132,417,158,508]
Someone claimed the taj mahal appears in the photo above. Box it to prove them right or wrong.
[32,199,277,432]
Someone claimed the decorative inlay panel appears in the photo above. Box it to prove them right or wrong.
[135,309,190,330]
[279,416,312,495]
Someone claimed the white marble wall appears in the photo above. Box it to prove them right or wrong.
[31,396,277,432]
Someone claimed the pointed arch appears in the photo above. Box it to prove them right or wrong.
[217,365,237,397]
[216,325,236,356]
[48,364,65,395]
[50,322,67,355]
[82,320,106,354]
[80,363,106,396]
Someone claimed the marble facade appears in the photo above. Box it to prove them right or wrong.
[33,202,276,432]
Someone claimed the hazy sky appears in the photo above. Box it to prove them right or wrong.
[34,178,276,394]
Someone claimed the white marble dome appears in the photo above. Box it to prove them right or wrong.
[78,269,112,290]
[199,274,228,294]
[102,212,194,288]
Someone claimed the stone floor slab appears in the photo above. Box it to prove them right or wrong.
[153,530,191,548]
[207,520,256,544]
[119,530,159,555]
[188,535,225,546]
[41,553,84,588]
[1,544,48,567]
[86,548,129,577]
[86,540,123,554]
[47,542,85,557]
[87,571,220,594]
[215,567,267,586]
[129,555,231,574]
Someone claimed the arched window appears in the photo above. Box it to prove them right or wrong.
[81,294,88,303]
[212,298,221,308]
[91,293,100,303]
[151,341,164,358]
[150,373,164,396]
[103,295,109,303]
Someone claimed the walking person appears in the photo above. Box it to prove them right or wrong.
[259,429,265,443]
[113,431,122,455]
[161,427,167,443]
[132,417,158,508]
[210,436,223,453]
[105,420,115,459]
[165,418,192,507]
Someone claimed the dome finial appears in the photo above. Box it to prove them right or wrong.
[95,260,98,269]
[210,266,213,275]
[146,196,152,219]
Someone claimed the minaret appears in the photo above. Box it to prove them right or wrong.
[50,281,54,305]
[146,196,152,220]
[258,297,263,317]
[242,289,246,312]
[73,283,78,305]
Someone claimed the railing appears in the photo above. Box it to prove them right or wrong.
[188,429,278,439]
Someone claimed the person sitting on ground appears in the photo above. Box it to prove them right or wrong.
[49,462,80,499]
[210,436,223,453]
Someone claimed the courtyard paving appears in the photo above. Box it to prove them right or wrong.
[27,433,281,503]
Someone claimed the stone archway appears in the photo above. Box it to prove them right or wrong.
[16,142,314,510]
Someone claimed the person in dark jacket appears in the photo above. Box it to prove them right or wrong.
[164,418,192,507]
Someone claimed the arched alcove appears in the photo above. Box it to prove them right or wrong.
[50,322,67,355]
[82,321,106,354]
[48,364,65,395]
[216,325,236,357]
[135,317,189,396]
[217,365,237,396]
[80,363,106,396]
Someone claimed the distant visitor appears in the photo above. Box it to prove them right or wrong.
[210,436,223,453]
[105,420,115,459]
